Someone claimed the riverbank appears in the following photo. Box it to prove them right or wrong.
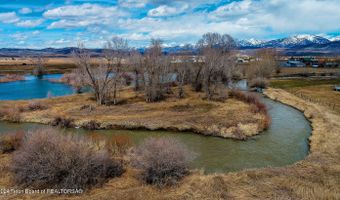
[271,78,340,114]
[0,74,25,83]
[0,87,338,199]
[0,87,269,140]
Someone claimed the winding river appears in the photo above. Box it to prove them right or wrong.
[0,75,312,173]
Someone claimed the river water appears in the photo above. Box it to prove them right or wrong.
[0,75,311,173]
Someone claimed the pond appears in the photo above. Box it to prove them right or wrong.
[0,74,74,100]
[0,97,311,174]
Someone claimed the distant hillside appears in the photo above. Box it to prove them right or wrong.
[1,34,340,57]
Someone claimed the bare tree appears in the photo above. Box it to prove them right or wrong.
[30,56,48,77]
[175,58,191,98]
[142,39,171,102]
[246,48,278,88]
[129,50,144,91]
[103,37,129,105]
[189,61,204,92]
[197,32,237,100]
[72,38,128,105]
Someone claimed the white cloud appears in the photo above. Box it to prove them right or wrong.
[16,19,43,27]
[44,3,121,18]
[212,0,252,18]
[148,4,188,17]
[119,0,147,8]
[44,3,126,29]
[11,33,28,41]
[0,12,20,24]
[19,8,32,14]
[210,0,340,34]
[32,30,40,35]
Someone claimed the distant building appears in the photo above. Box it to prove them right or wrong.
[280,60,306,67]
[325,62,339,68]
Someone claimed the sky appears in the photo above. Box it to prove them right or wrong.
[0,0,340,48]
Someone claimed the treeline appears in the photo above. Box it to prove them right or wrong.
[59,32,277,105]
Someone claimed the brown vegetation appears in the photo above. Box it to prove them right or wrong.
[196,32,237,100]
[0,89,338,199]
[26,101,48,111]
[0,87,268,140]
[131,137,194,187]
[0,107,21,122]
[50,116,74,128]
[271,78,340,114]
[30,56,48,77]
[11,128,124,190]
[0,131,24,154]
[0,74,25,83]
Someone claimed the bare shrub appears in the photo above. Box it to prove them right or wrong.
[230,90,271,129]
[0,108,21,122]
[109,135,132,156]
[88,133,132,156]
[131,137,195,187]
[11,128,124,190]
[0,131,24,154]
[249,78,268,89]
[50,116,74,128]
[230,90,268,113]
[82,120,100,130]
[30,56,48,77]
[26,101,48,111]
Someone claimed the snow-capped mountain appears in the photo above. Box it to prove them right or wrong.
[238,34,331,48]
[237,38,266,47]
[330,36,340,42]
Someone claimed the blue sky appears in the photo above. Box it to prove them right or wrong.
[0,0,340,48]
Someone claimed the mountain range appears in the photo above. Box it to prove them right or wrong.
[237,34,338,48]
[0,34,340,57]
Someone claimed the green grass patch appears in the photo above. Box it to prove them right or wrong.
[270,78,340,89]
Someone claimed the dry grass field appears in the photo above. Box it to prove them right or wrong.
[0,57,76,74]
[271,78,340,114]
[0,87,339,199]
[0,87,268,140]
[277,67,340,76]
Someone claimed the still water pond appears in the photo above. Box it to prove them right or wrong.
[0,74,74,100]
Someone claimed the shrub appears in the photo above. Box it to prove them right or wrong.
[82,120,100,130]
[108,135,132,156]
[249,78,268,89]
[26,101,48,111]
[131,137,195,187]
[230,90,271,128]
[11,128,124,190]
[88,133,132,156]
[0,108,21,122]
[0,131,24,153]
[50,116,74,128]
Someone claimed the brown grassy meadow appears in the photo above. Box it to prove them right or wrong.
[0,87,268,140]
[0,87,339,199]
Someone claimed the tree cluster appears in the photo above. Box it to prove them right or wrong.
[72,33,277,105]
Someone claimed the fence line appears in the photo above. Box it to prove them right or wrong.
[293,91,339,111]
